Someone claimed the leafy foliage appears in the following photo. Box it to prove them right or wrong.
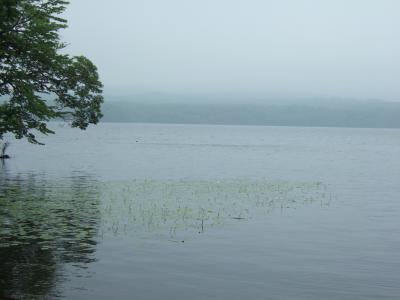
[0,0,103,144]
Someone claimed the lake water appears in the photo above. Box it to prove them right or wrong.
[1,123,400,299]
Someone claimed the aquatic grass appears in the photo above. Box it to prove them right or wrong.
[0,177,331,247]
[0,177,330,297]
[97,179,331,240]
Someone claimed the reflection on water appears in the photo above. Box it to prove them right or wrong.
[1,124,399,299]
[0,165,330,298]
[0,171,101,299]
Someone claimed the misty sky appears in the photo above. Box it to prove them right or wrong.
[62,0,400,101]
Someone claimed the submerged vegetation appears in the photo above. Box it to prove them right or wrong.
[0,175,331,298]
[0,177,331,248]
[99,179,331,240]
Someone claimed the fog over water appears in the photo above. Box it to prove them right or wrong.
[63,0,400,101]
[2,2,400,298]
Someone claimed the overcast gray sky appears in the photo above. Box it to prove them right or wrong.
[62,0,400,101]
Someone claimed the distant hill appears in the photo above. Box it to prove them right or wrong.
[100,95,400,128]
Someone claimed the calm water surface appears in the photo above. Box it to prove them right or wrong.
[1,123,400,299]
